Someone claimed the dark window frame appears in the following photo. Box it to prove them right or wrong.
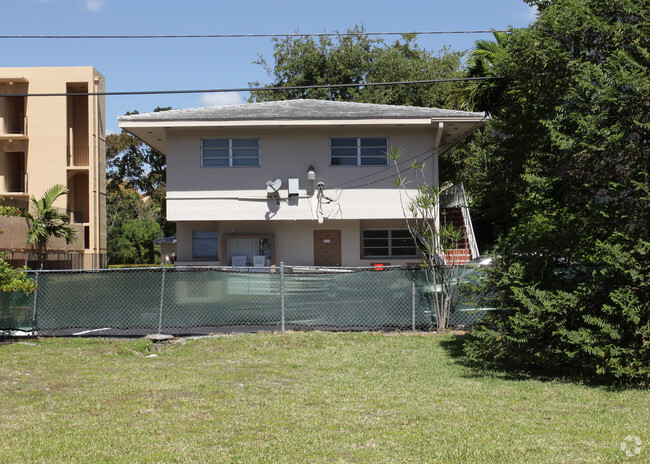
[330,137,389,167]
[201,138,260,167]
[192,230,219,260]
[361,229,418,258]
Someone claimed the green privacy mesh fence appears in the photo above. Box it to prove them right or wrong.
[0,265,492,336]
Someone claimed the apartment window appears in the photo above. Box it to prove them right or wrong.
[201,138,260,167]
[330,137,388,166]
[362,229,417,258]
[193,231,219,260]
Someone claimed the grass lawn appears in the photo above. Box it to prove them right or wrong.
[0,332,648,463]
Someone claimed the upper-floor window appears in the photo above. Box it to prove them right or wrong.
[330,137,388,166]
[201,138,260,167]
[362,229,418,258]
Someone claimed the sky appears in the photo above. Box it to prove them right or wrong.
[1,0,537,134]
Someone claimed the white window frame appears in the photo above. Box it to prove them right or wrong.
[361,229,418,258]
[201,138,260,167]
[330,137,389,167]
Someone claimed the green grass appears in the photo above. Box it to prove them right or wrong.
[0,332,648,463]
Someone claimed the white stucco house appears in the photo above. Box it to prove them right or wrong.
[119,99,486,267]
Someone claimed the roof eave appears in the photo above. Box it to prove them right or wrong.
[119,116,486,128]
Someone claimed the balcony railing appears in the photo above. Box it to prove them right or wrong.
[440,182,480,261]
[0,113,27,136]
[67,144,89,167]
[0,171,27,194]
[68,200,89,223]
[0,197,87,223]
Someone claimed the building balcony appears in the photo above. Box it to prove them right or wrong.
[0,113,28,137]
[68,200,89,223]
[67,144,89,167]
[0,171,27,194]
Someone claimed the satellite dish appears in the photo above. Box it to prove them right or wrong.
[266,179,282,194]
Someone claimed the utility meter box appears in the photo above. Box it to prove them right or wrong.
[288,178,300,196]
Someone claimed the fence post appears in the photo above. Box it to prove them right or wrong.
[31,271,39,333]
[158,268,166,334]
[412,270,416,332]
[280,262,285,333]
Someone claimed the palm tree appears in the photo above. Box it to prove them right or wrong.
[26,184,77,269]
[464,31,510,114]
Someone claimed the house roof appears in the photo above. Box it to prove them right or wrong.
[120,99,485,122]
[119,99,487,153]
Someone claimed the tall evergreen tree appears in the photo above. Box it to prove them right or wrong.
[463,0,650,384]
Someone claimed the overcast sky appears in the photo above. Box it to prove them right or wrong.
[1,0,537,133]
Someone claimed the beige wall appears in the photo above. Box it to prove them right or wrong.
[0,67,106,266]
[0,215,83,251]
[175,219,420,267]
[165,125,438,222]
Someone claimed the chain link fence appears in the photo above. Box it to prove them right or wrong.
[0,264,492,336]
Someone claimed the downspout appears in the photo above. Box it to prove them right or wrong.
[93,75,100,266]
[432,121,444,188]
[432,121,444,262]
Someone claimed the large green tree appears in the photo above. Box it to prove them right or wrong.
[462,0,650,384]
[249,25,464,109]
[106,107,174,264]
[106,186,163,265]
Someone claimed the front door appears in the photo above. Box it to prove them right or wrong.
[314,230,341,267]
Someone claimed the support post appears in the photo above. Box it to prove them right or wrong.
[31,271,39,333]
[412,271,416,332]
[158,268,166,334]
[280,262,285,333]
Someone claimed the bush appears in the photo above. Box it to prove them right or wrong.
[0,256,36,294]
[464,239,650,386]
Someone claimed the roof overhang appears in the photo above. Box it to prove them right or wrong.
[119,116,487,155]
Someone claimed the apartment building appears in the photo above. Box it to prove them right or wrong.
[0,66,106,269]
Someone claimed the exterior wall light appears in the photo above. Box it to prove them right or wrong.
[307,165,316,181]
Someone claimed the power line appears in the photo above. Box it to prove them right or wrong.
[0,30,508,40]
[0,76,500,98]
[334,116,488,190]
[331,147,435,189]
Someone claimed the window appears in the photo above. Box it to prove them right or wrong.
[193,231,219,260]
[330,137,388,166]
[362,229,417,258]
[201,138,260,167]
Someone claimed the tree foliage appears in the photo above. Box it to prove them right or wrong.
[0,200,35,293]
[106,107,173,234]
[249,25,464,109]
[389,148,466,332]
[106,107,173,264]
[106,187,163,265]
[462,0,650,384]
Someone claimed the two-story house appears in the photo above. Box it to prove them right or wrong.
[119,99,485,267]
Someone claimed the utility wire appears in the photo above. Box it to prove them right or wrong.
[331,147,435,189]
[0,30,508,40]
[335,116,488,190]
[0,76,500,98]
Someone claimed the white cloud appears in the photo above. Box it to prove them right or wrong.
[515,5,538,22]
[199,92,246,107]
[84,0,106,12]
